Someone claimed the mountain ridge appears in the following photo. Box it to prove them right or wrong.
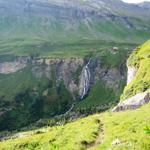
[0,0,150,54]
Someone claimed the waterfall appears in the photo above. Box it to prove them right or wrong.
[79,59,91,99]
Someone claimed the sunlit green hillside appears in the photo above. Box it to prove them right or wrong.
[121,40,150,100]
[0,102,149,150]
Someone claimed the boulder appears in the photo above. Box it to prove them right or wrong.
[112,139,121,145]
[112,91,150,112]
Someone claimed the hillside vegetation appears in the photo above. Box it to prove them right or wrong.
[0,0,150,57]
[0,101,149,150]
[121,40,150,100]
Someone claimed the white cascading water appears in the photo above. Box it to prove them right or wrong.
[79,59,91,99]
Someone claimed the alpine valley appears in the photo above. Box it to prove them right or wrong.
[0,0,150,150]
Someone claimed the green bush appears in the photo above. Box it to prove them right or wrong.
[145,126,150,135]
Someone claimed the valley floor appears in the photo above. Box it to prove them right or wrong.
[0,102,150,150]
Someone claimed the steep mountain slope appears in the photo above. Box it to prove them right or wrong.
[0,102,149,150]
[0,0,150,57]
[112,39,150,112]
[121,40,150,100]
[138,2,150,9]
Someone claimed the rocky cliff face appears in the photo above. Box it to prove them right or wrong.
[0,56,127,130]
[0,57,30,74]
[32,58,84,98]
[0,0,150,47]
[0,0,149,18]
[0,56,125,99]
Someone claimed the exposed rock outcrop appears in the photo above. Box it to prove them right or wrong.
[32,58,84,98]
[112,90,150,112]
[32,57,125,99]
[127,66,137,84]
[0,56,125,101]
[0,57,30,74]
[102,68,124,89]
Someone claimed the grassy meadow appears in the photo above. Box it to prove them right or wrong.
[0,101,149,150]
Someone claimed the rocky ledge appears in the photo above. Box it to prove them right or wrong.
[0,57,30,74]
[0,57,125,100]
[112,90,150,112]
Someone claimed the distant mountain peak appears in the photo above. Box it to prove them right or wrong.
[138,1,150,9]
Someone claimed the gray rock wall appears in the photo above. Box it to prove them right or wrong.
[112,90,150,112]
[0,56,125,100]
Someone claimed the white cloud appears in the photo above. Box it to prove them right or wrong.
[122,0,150,3]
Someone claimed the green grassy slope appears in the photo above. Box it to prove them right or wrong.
[121,40,150,100]
[0,102,149,150]
[0,115,101,150]
[0,37,137,58]
[0,15,149,57]
[96,102,150,150]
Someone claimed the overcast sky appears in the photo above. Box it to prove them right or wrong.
[122,0,150,3]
